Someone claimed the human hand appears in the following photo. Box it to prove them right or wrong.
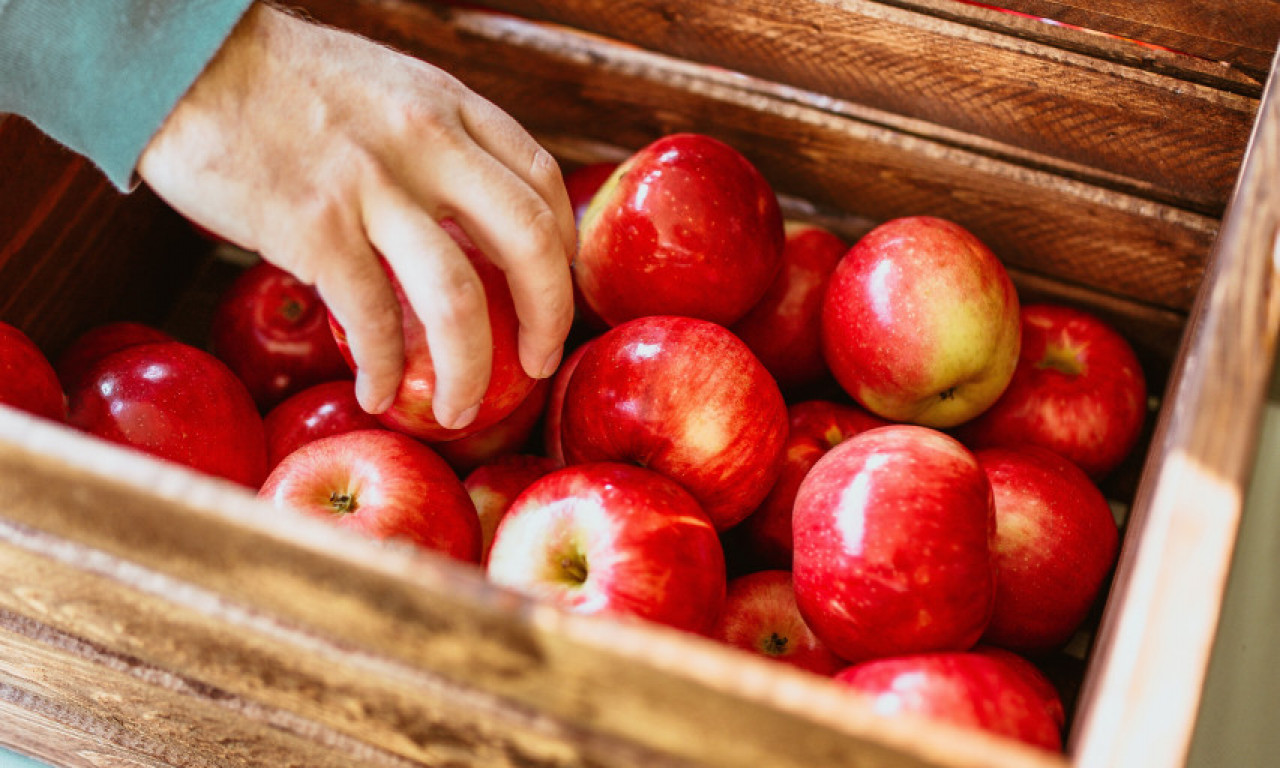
[137,2,575,430]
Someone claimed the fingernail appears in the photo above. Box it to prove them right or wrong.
[442,403,480,431]
[356,376,394,414]
[538,347,564,379]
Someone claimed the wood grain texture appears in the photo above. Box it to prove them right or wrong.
[0,116,207,359]
[0,409,1069,768]
[1070,49,1280,768]
[458,0,1256,213]
[300,1,1218,314]
[976,0,1280,80]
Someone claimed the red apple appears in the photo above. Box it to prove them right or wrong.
[822,216,1021,427]
[954,303,1147,480]
[463,453,558,564]
[542,340,592,467]
[564,161,620,225]
[560,315,788,531]
[732,221,847,393]
[66,340,267,488]
[792,425,996,662]
[975,445,1119,654]
[736,399,891,570]
[210,260,352,411]
[56,320,173,395]
[259,429,482,563]
[330,219,536,441]
[263,379,382,470]
[972,645,1066,730]
[486,461,726,634]
[575,133,784,327]
[429,377,551,475]
[0,321,64,422]
[833,650,1063,751]
[564,162,620,334]
[710,569,845,676]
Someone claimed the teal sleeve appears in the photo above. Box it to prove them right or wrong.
[0,0,255,191]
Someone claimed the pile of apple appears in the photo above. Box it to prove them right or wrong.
[0,133,1151,754]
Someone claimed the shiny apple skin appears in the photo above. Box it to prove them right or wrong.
[259,429,482,563]
[542,340,592,467]
[564,161,620,224]
[210,260,351,411]
[792,425,996,662]
[833,651,1063,751]
[954,303,1147,480]
[972,645,1066,730]
[736,399,890,570]
[711,569,845,676]
[330,220,535,441]
[430,377,551,475]
[0,321,64,422]
[564,161,619,333]
[463,452,558,564]
[487,461,726,634]
[576,133,785,327]
[732,221,847,393]
[821,216,1020,427]
[56,321,173,396]
[976,446,1119,654]
[67,340,268,488]
[263,379,382,470]
[561,315,788,531]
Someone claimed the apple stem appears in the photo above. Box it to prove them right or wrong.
[763,632,789,656]
[329,491,357,516]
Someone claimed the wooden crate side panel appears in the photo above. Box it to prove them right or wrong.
[0,117,207,358]
[0,545,682,768]
[979,0,1280,79]
[1070,50,1280,768]
[0,409,1069,768]
[454,0,1256,213]
[300,1,1218,315]
[0,619,382,768]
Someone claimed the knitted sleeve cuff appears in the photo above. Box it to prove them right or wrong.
[0,0,255,190]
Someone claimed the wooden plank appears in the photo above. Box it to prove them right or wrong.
[0,116,207,358]
[971,0,1280,80]
[1070,49,1280,768]
[0,408,1070,768]
[0,616,392,768]
[453,0,1256,213]
[860,1,1266,91]
[300,1,1219,313]
[0,549,668,768]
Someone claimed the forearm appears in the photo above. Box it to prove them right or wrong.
[0,0,254,190]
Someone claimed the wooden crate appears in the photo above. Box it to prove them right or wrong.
[1,2,1277,766]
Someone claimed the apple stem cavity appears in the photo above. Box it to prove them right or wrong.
[1036,344,1084,376]
[557,550,589,585]
[763,632,789,656]
[938,387,956,401]
[279,297,305,323]
[328,490,358,516]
